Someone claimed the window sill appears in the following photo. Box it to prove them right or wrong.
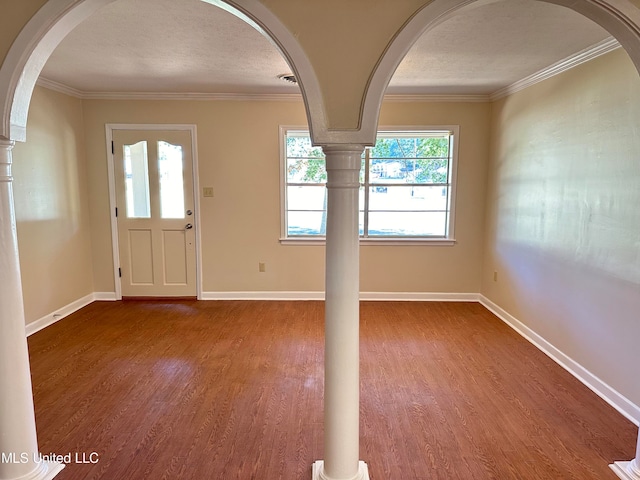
[279,237,457,246]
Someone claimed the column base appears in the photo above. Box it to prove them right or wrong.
[610,461,640,480]
[312,460,369,480]
[17,460,65,480]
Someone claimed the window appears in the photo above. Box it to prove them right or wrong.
[158,141,185,219]
[281,126,458,243]
[123,141,151,218]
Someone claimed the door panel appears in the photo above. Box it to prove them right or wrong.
[162,229,188,284]
[129,229,154,284]
[113,129,196,297]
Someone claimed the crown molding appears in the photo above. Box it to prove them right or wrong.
[36,76,85,98]
[36,80,489,103]
[35,78,303,101]
[382,93,489,103]
[37,37,621,104]
[489,37,621,101]
[78,91,304,101]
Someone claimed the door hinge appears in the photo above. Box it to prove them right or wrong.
[118,268,122,278]
[111,141,114,155]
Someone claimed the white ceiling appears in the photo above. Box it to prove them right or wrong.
[40,0,613,97]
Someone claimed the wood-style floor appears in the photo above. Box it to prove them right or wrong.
[28,300,636,479]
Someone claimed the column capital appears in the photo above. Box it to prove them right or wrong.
[320,144,365,154]
[321,144,364,172]
[0,138,14,182]
[0,138,16,150]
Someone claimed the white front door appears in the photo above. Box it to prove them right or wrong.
[113,129,196,297]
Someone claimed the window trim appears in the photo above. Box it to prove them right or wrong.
[279,125,459,245]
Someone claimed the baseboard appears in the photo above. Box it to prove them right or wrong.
[93,292,118,301]
[200,291,480,301]
[479,295,640,426]
[200,291,325,300]
[360,291,479,302]
[26,292,117,337]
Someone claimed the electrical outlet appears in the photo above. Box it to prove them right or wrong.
[203,187,214,197]
[259,262,266,273]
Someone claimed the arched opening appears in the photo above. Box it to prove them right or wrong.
[372,0,640,477]
[1,1,639,479]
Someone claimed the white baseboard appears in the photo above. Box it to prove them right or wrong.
[200,291,480,301]
[26,292,117,337]
[479,295,640,426]
[360,291,479,302]
[93,291,118,301]
[200,291,324,300]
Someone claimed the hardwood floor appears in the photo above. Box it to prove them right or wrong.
[27,300,636,479]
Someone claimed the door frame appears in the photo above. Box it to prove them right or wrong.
[105,123,202,299]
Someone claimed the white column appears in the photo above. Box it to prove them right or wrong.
[611,429,640,480]
[0,140,64,480]
[312,145,369,480]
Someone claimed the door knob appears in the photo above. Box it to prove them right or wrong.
[185,223,193,230]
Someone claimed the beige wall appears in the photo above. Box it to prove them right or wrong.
[12,86,94,324]
[0,0,48,67]
[366,101,490,292]
[483,49,640,406]
[81,98,490,294]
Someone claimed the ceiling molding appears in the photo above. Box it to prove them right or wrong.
[382,94,489,103]
[79,91,304,101]
[35,78,491,102]
[37,37,621,104]
[489,37,621,101]
[35,78,304,101]
[36,77,85,97]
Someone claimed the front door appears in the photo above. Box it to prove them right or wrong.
[113,129,196,297]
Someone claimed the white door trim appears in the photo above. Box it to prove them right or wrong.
[105,123,202,299]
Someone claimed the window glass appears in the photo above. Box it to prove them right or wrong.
[124,141,151,218]
[368,211,448,237]
[288,211,327,236]
[282,128,455,240]
[158,141,185,219]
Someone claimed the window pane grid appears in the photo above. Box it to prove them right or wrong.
[367,209,448,212]
[369,156,450,160]
[284,128,455,239]
[367,182,450,187]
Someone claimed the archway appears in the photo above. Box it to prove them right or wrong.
[3,0,640,144]
[1,2,640,480]
[362,0,640,137]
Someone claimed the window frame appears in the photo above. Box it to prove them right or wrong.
[279,125,459,245]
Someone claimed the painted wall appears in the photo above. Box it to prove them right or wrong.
[483,49,640,406]
[0,0,48,67]
[263,0,430,129]
[81,98,490,295]
[365,101,490,293]
[12,86,94,324]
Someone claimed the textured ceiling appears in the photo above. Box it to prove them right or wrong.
[40,0,612,96]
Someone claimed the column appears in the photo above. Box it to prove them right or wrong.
[312,145,369,480]
[611,429,640,480]
[0,140,64,480]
